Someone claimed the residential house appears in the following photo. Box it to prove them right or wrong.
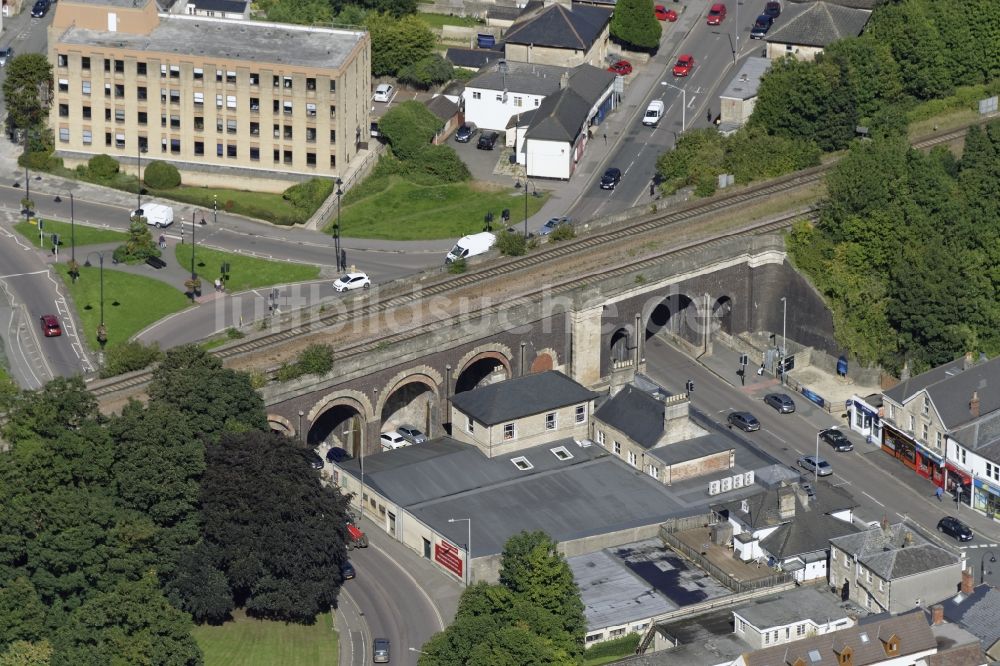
[717,57,771,135]
[449,370,598,458]
[181,0,248,19]
[462,61,564,132]
[941,570,1000,661]
[732,610,938,666]
[425,95,461,145]
[733,587,855,650]
[925,596,990,666]
[764,1,872,61]
[503,0,611,68]
[829,520,962,614]
[445,47,504,72]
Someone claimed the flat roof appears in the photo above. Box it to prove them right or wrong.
[55,14,366,70]
[734,587,849,629]
[449,370,599,426]
[569,550,673,630]
[719,56,771,101]
[646,434,733,466]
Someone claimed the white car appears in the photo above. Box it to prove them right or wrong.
[333,272,371,292]
[373,84,394,103]
[380,431,408,451]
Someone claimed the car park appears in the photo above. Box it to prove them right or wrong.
[764,392,796,413]
[477,130,499,150]
[764,1,781,18]
[797,455,832,476]
[539,216,572,236]
[707,3,726,25]
[937,516,973,542]
[600,167,622,190]
[608,60,633,76]
[727,411,760,432]
[655,4,678,21]
[380,431,409,451]
[31,0,50,17]
[340,560,355,579]
[750,14,774,38]
[820,428,854,452]
[0,47,13,67]
[333,272,371,292]
[455,123,477,143]
[40,314,62,337]
[373,83,394,102]
[672,54,695,77]
[373,638,390,663]
[396,424,427,445]
[326,447,352,463]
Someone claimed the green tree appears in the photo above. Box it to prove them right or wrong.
[143,160,181,189]
[865,0,952,100]
[609,0,661,51]
[378,100,443,160]
[821,36,907,136]
[0,640,53,666]
[1,377,100,445]
[398,54,454,88]
[0,578,47,647]
[99,340,164,379]
[166,542,234,624]
[147,346,267,444]
[114,216,162,264]
[722,127,821,184]
[414,144,471,182]
[366,13,435,77]
[654,128,725,195]
[2,54,52,134]
[495,230,526,257]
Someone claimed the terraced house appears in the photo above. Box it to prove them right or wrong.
[47,0,371,190]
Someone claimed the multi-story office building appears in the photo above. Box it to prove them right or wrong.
[48,0,371,190]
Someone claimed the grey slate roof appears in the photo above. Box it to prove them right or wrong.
[595,384,666,449]
[942,583,1000,652]
[759,512,859,559]
[830,522,960,580]
[449,370,598,425]
[504,3,612,50]
[568,549,673,630]
[714,480,856,530]
[425,95,459,122]
[734,587,848,629]
[886,355,1000,431]
[646,434,733,467]
[466,61,566,96]
[486,4,523,21]
[188,0,247,12]
[719,57,771,101]
[524,64,614,142]
[445,48,503,69]
[765,1,872,48]
[56,15,365,69]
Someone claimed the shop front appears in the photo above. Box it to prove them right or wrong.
[882,425,945,482]
[847,396,882,443]
[944,463,973,503]
[973,479,1000,520]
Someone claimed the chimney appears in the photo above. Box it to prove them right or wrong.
[961,567,974,595]
[559,71,569,90]
[931,604,944,626]
[880,515,890,534]
[778,487,796,520]
[970,392,980,418]
[964,351,974,370]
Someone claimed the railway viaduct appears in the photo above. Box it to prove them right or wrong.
[259,233,837,456]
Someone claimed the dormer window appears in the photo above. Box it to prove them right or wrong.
[881,634,900,656]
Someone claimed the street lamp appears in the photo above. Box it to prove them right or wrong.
[136,141,147,212]
[981,550,997,585]
[298,410,305,445]
[213,194,218,226]
[780,296,787,357]
[660,81,687,133]
[814,431,821,484]
[54,192,77,280]
[448,517,472,587]
[334,177,343,271]
[83,251,108,349]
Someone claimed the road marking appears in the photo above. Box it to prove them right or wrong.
[370,542,446,632]
[862,491,885,508]
[0,269,49,279]
[962,543,999,549]
[763,428,786,444]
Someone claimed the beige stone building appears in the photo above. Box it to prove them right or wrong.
[48,0,371,191]
[502,1,611,69]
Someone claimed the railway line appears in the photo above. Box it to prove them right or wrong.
[88,122,975,398]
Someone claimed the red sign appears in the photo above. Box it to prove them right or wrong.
[435,540,463,577]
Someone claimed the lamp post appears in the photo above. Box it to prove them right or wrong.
[298,410,305,445]
[136,142,147,212]
[814,431,821,484]
[54,192,77,279]
[781,296,787,357]
[334,177,343,271]
[981,550,997,585]
[83,251,108,350]
[448,517,472,587]
[213,194,218,226]
[660,81,687,133]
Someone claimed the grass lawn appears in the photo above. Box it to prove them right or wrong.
[14,220,127,250]
[191,609,337,666]
[417,11,482,28]
[333,176,549,240]
[148,185,318,226]
[54,263,191,349]
[171,245,321,291]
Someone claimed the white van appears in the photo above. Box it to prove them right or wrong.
[445,231,496,264]
[132,203,174,228]
[643,100,665,126]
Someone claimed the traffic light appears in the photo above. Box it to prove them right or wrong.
[51,233,60,246]
[739,353,748,366]
[685,379,694,394]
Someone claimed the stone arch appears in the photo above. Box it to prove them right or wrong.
[306,391,372,455]
[268,413,294,436]
[454,344,513,394]
[377,366,443,438]
[713,296,734,335]
[530,347,558,373]
[645,292,697,341]
[609,326,633,363]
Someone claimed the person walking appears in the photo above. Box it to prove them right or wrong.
[935,486,944,502]
[603,132,607,144]
[214,278,221,293]
[707,109,712,123]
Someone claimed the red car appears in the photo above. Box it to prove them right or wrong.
[672,54,694,77]
[40,314,61,337]
[707,2,727,24]
[654,4,678,21]
[608,60,633,76]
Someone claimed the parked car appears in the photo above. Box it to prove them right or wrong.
[380,431,409,451]
[764,392,796,413]
[937,516,973,542]
[31,0,50,17]
[373,83,394,103]
[797,455,832,476]
[145,255,167,269]
[373,638,390,663]
[600,167,622,190]
[307,451,324,470]
[477,131,499,150]
[820,428,854,452]
[0,47,13,67]
[333,272,371,292]
[707,2,727,24]
[655,4,678,21]
[727,411,760,432]
[672,54,695,77]
[340,560,356,579]
[396,424,427,445]
[750,14,774,38]
[538,216,572,236]
[455,123,477,143]
[370,121,380,138]
[40,314,61,337]
[764,1,781,18]
[608,60,633,76]
[326,447,352,463]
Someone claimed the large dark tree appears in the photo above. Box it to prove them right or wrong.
[865,0,952,100]
[365,13,435,77]
[2,53,52,134]
[610,0,661,51]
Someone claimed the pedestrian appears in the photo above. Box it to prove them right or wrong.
[214,278,221,292]
[341,249,347,272]
[757,363,764,376]
[603,132,607,144]
[650,182,655,197]
[707,109,712,123]
[158,235,165,249]
[935,486,944,502]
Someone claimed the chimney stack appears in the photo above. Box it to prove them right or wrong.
[964,351,974,370]
[971,392,980,418]
[559,71,569,89]
[778,487,796,520]
[931,604,944,626]
[961,567,974,595]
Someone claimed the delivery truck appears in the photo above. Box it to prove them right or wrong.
[132,203,174,228]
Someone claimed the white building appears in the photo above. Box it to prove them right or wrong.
[732,587,854,650]
[462,61,564,132]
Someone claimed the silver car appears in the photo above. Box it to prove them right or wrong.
[798,455,832,476]
[396,424,427,445]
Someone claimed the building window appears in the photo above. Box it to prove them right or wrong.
[170,139,181,154]
[58,127,70,142]
[217,142,223,157]
[105,132,112,147]
[137,111,147,125]
[306,77,316,90]
[115,84,125,98]
[217,118,224,132]
[551,446,573,461]
[935,432,942,449]
[923,396,930,415]
[330,80,336,92]
[113,59,124,73]
[82,57,91,70]
[194,141,204,156]
[545,412,557,430]
[168,89,179,103]
[169,65,179,79]
[58,104,69,117]
[306,103,316,116]
[495,94,503,102]
[613,441,621,455]
[283,101,293,115]
[216,69,223,82]
[58,79,69,92]
[273,124,280,138]
[466,417,474,434]
[115,133,125,148]
[159,64,166,78]
[796,624,805,636]
[472,91,481,100]
[511,456,533,471]
[306,127,316,142]
[627,451,636,467]
[534,99,540,107]
[135,61,145,76]
[922,423,928,441]
[250,146,260,161]
[250,98,260,112]
[250,122,259,136]
[585,633,603,643]
[513,96,523,107]
[283,76,293,89]
[647,465,659,480]
[330,130,336,142]
[227,119,237,134]
[82,81,91,95]
[193,92,204,105]
[503,423,516,441]
[250,73,259,86]
[273,99,280,113]
[764,632,769,645]
[909,414,915,431]
[273,75,280,88]
[330,155,336,168]
[878,578,884,592]
[82,130,92,145]
[226,95,237,110]
[889,404,895,420]
[57,53,68,67]
[226,71,236,84]
[105,108,112,121]
[104,83,111,96]
[216,94,223,109]
[575,405,586,423]
[82,106,91,119]
[283,125,293,139]
[193,67,204,80]
[115,109,126,122]
[137,86,147,100]
[227,144,237,158]
[330,104,336,117]
[959,446,966,464]
[596,430,605,446]
[283,150,293,164]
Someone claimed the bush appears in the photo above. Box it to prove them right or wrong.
[297,344,334,375]
[99,341,164,378]
[283,178,335,211]
[496,230,526,257]
[583,634,640,663]
[142,160,181,189]
[549,223,576,242]
[414,145,471,182]
[447,258,467,274]
[18,150,58,170]
[87,154,120,181]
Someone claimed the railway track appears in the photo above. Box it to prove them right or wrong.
[89,122,975,398]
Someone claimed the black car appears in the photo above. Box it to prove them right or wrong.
[937,516,973,542]
[600,167,622,190]
[820,428,853,452]
[764,392,796,413]
[145,255,167,269]
[31,0,50,17]
[727,411,760,432]
[307,451,324,470]
[455,123,477,143]
[340,560,355,579]
[477,131,499,150]
[750,14,773,38]
[763,0,781,18]
[326,447,352,463]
